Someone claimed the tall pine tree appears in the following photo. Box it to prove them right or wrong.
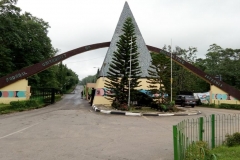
[105,17,141,109]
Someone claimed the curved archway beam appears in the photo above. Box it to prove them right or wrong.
[0,42,239,100]
[0,42,110,89]
[147,45,240,100]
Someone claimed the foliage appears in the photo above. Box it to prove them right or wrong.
[225,132,240,147]
[198,44,240,89]
[0,0,56,77]
[105,17,141,109]
[1,93,62,114]
[200,103,216,108]
[0,0,79,90]
[210,145,240,160]
[10,100,39,110]
[171,46,210,93]
[29,62,79,93]
[185,141,211,160]
[147,51,171,105]
[218,103,240,110]
[79,75,97,85]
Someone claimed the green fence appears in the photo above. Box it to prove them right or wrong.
[173,114,240,160]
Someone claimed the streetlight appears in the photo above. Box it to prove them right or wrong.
[171,39,173,102]
[128,36,133,108]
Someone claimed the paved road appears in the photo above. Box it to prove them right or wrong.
[0,86,240,160]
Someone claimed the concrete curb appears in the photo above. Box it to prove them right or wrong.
[92,105,201,117]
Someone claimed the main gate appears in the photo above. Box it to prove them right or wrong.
[30,88,55,104]
[0,42,240,101]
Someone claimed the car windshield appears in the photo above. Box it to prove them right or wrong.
[184,95,195,99]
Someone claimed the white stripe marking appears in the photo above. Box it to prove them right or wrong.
[126,112,141,116]
[100,110,111,114]
[0,123,40,140]
[158,114,174,116]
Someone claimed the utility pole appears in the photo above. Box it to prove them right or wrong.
[128,37,132,108]
[171,39,173,102]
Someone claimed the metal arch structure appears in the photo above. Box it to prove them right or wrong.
[1,42,240,100]
[0,42,110,89]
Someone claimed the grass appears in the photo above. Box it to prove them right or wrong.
[184,141,240,160]
[0,104,11,114]
[211,145,240,160]
[0,103,11,108]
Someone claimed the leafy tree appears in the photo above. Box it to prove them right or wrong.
[79,75,96,85]
[203,44,240,89]
[171,46,201,93]
[0,0,79,91]
[105,17,141,109]
[219,48,240,89]
[147,52,171,104]
[0,0,20,77]
[0,0,57,81]
[204,44,222,76]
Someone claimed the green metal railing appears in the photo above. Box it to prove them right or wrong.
[173,114,240,160]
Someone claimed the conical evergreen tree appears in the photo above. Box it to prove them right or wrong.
[105,17,142,109]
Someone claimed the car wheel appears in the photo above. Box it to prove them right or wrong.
[191,105,195,108]
[181,103,185,107]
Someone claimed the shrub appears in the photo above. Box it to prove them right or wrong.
[225,132,240,147]
[219,103,240,110]
[160,104,166,111]
[185,141,211,160]
[200,103,216,108]
[9,100,40,111]
[26,100,39,108]
[10,101,26,110]
[112,100,121,110]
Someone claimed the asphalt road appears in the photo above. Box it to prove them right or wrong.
[0,86,240,160]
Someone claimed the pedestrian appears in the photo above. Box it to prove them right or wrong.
[81,91,83,99]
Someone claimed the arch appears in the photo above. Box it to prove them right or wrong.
[0,42,240,100]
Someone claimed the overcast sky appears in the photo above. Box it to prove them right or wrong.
[16,0,240,80]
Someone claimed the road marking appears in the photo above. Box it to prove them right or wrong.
[0,123,40,140]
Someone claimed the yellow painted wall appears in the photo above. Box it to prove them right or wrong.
[93,77,160,106]
[0,79,30,104]
[210,85,240,104]
[92,77,110,106]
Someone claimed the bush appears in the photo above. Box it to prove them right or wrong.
[10,101,26,110]
[112,100,121,109]
[185,141,211,160]
[26,100,39,108]
[219,103,240,110]
[200,103,216,108]
[9,100,40,111]
[225,132,240,147]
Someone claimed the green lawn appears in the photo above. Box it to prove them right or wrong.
[0,104,10,108]
[211,145,240,160]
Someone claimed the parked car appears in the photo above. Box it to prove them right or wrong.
[175,95,196,107]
